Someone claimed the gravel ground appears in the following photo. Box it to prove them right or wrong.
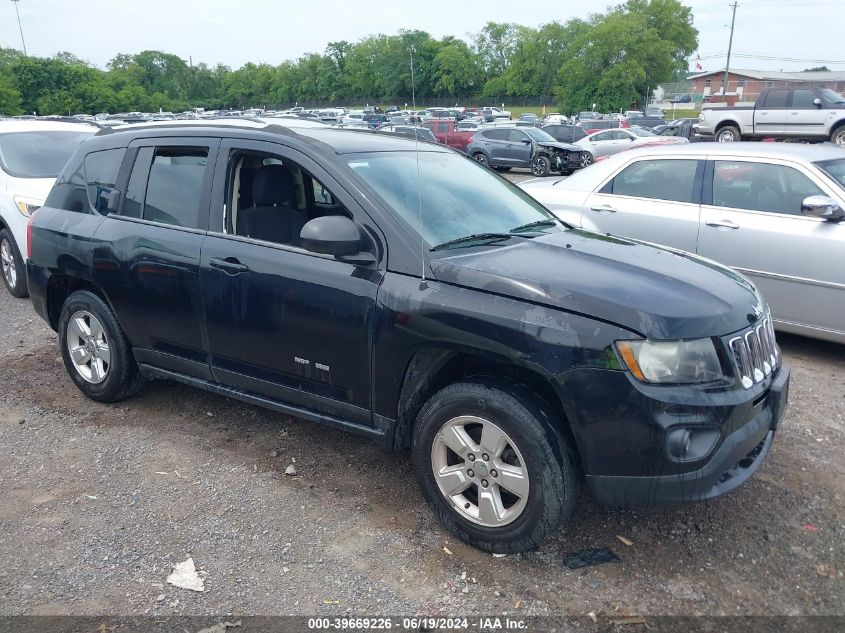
[0,284,843,621]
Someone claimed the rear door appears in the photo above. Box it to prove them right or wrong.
[754,89,790,135]
[699,157,845,336]
[91,137,219,379]
[584,130,616,157]
[480,129,510,165]
[580,156,704,252]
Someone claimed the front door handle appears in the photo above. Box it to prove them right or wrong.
[209,257,249,275]
[706,219,739,229]
[590,204,617,213]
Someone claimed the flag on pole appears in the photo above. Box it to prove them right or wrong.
[695,61,703,71]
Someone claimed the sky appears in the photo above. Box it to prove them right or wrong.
[1,0,843,74]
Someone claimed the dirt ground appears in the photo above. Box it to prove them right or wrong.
[0,282,843,622]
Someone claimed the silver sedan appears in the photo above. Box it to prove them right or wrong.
[574,127,688,158]
[519,143,845,343]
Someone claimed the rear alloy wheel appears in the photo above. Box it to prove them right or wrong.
[59,290,144,402]
[0,229,28,298]
[531,155,551,177]
[579,152,594,168]
[412,382,578,553]
[831,126,845,146]
[473,153,490,167]
[717,125,741,142]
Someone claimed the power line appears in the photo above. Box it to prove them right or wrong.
[10,0,27,56]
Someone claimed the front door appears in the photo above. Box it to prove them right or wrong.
[200,139,383,424]
[505,129,533,166]
[699,158,845,337]
[580,157,703,253]
[789,89,828,137]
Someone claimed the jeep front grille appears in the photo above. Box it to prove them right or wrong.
[728,314,780,389]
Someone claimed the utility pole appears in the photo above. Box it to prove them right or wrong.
[723,2,738,97]
[11,0,27,55]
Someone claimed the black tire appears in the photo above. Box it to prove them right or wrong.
[473,152,490,167]
[531,155,551,177]
[58,290,144,402]
[411,382,578,553]
[716,125,741,142]
[0,228,28,298]
[831,125,845,146]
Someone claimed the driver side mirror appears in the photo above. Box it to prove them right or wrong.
[521,139,531,144]
[801,195,844,220]
[813,98,822,107]
[300,216,376,263]
[106,190,121,213]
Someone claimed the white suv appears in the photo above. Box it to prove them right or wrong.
[0,120,96,297]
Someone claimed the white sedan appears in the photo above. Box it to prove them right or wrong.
[518,143,845,344]
[574,127,688,158]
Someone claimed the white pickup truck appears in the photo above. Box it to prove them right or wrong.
[698,86,845,145]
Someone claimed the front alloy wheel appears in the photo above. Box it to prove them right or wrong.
[412,382,579,552]
[531,155,551,177]
[579,152,594,168]
[431,416,529,527]
[0,237,16,290]
[0,229,28,297]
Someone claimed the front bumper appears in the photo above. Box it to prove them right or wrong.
[586,364,790,507]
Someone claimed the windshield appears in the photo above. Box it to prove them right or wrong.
[524,128,557,143]
[0,130,93,178]
[816,158,845,191]
[346,151,558,249]
[629,128,656,137]
[819,89,845,105]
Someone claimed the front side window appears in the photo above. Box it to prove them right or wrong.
[713,161,824,215]
[226,150,350,247]
[347,151,558,249]
[84,148,125,213]
[591,131,613,142]
[507,129,528,142]
[816,158,845,191]
[609,159,699,203]
[0,130,93,179]
[792,89,817,108]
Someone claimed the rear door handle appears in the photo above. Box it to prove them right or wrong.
[590,204,617,213]
[209,257,249,275]
[706,219,739,229]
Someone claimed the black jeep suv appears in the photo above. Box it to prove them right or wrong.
[27,121,789,552]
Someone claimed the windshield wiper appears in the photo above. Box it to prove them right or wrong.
[430,233,515,251]
[510,219,558,233]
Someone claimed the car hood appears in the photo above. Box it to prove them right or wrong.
[430,229,761,339]
[3,176,55,202]
[536,140,582,152]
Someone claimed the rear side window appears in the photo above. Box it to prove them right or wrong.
[761,90,789,108]
[609,159,699,203]
[120,146,209,228]
[43,160,88,213]
[84,149,125,213]
[144,148,208,228]
[483,129,508,141]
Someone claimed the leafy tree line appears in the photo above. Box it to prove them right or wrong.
[0,0,696,116]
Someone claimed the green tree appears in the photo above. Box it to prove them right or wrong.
[0,73,23,115]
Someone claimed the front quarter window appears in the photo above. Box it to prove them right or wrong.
[346,151,560,249]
